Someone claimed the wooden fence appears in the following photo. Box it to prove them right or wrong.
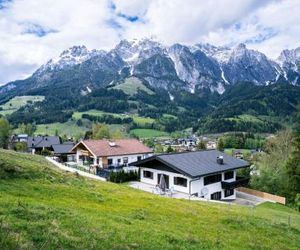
[237,187,286,205]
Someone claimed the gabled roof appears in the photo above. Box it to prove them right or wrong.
[71,139,152,157]
[52,143,75,154]
[131,150,249,178]
[27,136,60,149]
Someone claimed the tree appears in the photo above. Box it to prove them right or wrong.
[0,118,10,149]
[92,123,110,139]
[251,129,294,199]
[217,137,224,151]
[14,142,27,152]
[166,145,174,153]
[18,123,36,136]
[154,144,164,153]
[197,140,206,150]
[285,105,300,203]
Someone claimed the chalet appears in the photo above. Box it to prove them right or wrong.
[52,142,75,162]
[71,139,153,174]
[27,136,60,154]
[131,150,249,201]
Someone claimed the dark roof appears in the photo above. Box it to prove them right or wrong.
[27,136,60,149]
[52,143,75,154]
[131,150,249,178]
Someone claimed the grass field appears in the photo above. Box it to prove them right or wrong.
[224,148,252,156]
[130,128,169,138]
[112,77,154,96]
[225,114,264,124]
[73,110,155,126]
[0,150,299,249]
[34,121,128,138]
[35,121,89,138]
[0,95,45,116]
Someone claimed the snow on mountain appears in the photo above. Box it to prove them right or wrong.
[10,38,299,97]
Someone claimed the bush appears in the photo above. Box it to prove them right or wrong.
[14,142,27,152]
[41,148,52,156]
[109,170,139,183]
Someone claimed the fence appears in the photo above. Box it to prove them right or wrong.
[237,187,286,205]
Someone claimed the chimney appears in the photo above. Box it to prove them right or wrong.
[109,141,116,147]
[217,155,224,165]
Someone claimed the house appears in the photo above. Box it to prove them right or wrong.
[9,134,29,149]
[232,150,244,159]
[206,140,217,150]
[71,139,153,174]
[27,136,61,154]
[52,142,75,162]
[131,150,249,201]
[11,134,28,143]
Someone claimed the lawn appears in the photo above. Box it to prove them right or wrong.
[73,110,155,126]
[224,148,252,156]
[130,128,170,138]
[0,150,299,249]
[0,95,45,116]
[111,77,155,96]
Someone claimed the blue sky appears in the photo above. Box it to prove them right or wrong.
[0,0,299,84]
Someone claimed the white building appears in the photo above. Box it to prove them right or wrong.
[131,150,249,201]
[71,139,153,174]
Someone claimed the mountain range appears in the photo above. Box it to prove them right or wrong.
[1,38,300,98]
[1,38,300,134]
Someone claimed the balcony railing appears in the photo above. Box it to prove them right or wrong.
[221,176,249,189]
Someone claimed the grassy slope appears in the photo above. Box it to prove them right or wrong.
[34,120,88,138]
[112,77,155,96]
[130,128,170,138]
[72,110,155,127]
[0,96,45,116]
[0,150,299,249]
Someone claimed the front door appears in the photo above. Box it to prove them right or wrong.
[157,174,169,189]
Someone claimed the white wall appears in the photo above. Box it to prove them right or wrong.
[140,167,237,200]
[107,153,151,166]
[140,167,191,193]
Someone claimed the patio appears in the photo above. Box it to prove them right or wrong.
[128,181,268,206]
[128,181,209,201]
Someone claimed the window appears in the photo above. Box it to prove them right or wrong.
[174,177,187,187]
[143,170,153,179]
[117,158,121,163]
[224,189,234,197]
[123,157,128,164]
[211,192,221,200]
[204,174,222,186]
[137,156,142,161]
[108,159,113,165]
[224,171,234,180]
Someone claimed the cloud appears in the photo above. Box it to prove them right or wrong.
[0,0,299,84]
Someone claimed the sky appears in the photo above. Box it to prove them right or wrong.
[0,0,299,85]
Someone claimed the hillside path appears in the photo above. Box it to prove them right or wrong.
[45,157,106,182]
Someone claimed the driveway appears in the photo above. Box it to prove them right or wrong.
[233,191,267,206]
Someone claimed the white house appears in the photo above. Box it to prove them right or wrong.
[131,150,249,201]
[71,139,153,174]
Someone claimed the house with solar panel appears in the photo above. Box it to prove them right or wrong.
[131,150,249,201]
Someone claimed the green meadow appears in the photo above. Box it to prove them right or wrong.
[0,150,299,249]
[0,96,45,116]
